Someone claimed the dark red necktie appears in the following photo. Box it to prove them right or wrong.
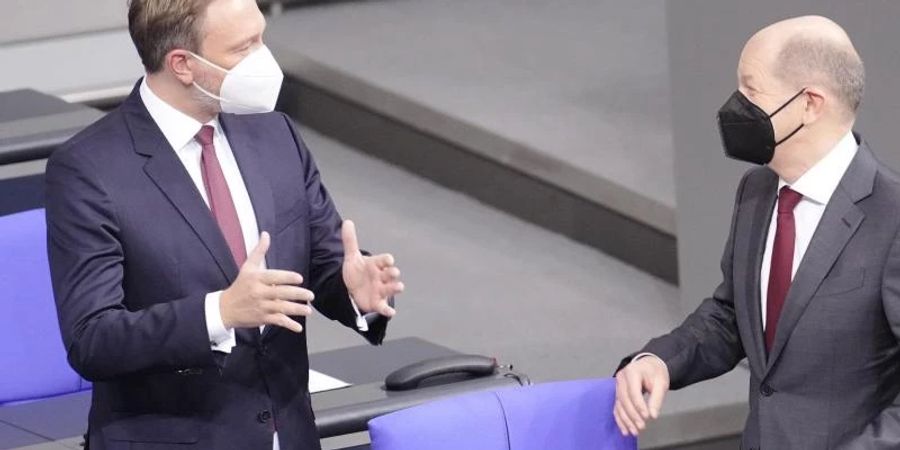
[765,186,803,353]
[196,125,247,267]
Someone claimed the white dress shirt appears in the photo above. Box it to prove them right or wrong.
[140,79,252,354]
[760,131,858,329]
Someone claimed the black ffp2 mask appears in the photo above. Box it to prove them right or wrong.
[717,89,806,165]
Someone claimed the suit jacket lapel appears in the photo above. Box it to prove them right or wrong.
[734,170,777,379]
[765,142,876,373]
[122,84,239,284]
[219,114,279,341]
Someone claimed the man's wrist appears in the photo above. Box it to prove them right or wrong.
[633,352,667,369]
[218,289,232,329]
[205,291,236,353]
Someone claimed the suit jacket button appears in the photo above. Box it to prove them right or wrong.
[760,384,774,397]
[257,410,272,423]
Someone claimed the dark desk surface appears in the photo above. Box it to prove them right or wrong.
[0,89,103,166]
[0,337,468,449]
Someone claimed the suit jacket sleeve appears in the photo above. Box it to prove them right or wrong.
[617,170,751,389]
[839,227,900,449]
[46,147,217,382]
[281,113,390,345]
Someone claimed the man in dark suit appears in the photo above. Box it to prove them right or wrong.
[614,16,900,450]
[45,1,404,449]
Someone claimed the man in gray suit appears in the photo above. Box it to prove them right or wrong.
[614,16,900,450]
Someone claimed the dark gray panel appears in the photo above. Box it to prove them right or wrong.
[279,78,679,283]
[0,420,49,450]
[0,393,90,442]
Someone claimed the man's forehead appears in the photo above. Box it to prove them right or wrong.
[201,0,265,43]
[204,0,264,30]
[737,40,778,83]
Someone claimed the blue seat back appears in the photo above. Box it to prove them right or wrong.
[368,378,636,450]
[0,209,89,405]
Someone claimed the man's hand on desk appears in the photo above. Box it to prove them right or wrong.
[614,354,670,437]
[341,220,405,317]
[220,231,315,333]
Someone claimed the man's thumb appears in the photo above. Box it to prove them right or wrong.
[341,220,360,256]
[247,231,270,267]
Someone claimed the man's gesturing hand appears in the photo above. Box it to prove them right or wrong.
[220,232,314,333]
[613,356,670,436]
[341,220,405,317]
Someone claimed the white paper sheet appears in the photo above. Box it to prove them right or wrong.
[308,369,351,394]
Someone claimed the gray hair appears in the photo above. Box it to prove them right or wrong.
[775,35,865,118]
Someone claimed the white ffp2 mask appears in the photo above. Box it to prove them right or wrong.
[190,45,284,115]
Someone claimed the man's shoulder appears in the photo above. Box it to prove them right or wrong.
[50,107,132,168]
[852,141,900,200]
[736,165,777,197]
[221,111,308,159]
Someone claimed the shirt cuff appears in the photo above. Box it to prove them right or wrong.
[347,294,371,332]
[205,291,236,354]
[632,352,667,369]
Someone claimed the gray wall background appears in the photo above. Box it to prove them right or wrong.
[0,1,140,99]
[668,0,900,311]
[1,0,126,44]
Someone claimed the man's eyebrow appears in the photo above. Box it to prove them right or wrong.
[740,74,755,89]
[229,35,257,51]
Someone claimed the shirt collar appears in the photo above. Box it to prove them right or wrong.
[139,77,218,152]
[778,131,858,205]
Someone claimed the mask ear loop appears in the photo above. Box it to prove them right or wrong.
[775,122,804,146]
[188,51,233,105]
[770,88,807,146]
[188,51,229,73]
[769,88,807,117]
[193,81,227,102]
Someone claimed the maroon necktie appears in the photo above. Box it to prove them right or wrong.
[765,186,803,353]
[196,125,247,267]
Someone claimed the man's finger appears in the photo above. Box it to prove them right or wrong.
[615,398,637,436]
[646,375,668,419]
[274,300,313,317]
[379,282,405,298]
[270,285,315,303]
[269,313,303,333]
[246,231,270,269]
[626,371,651,420]
[341,220,361,256]
[613,401,630,436]
[377,301,396,318]
[619,375,646,430]
[260,269,303,286]
[372,253,395,269]
[615,376,638,435]
[380,267,401,283]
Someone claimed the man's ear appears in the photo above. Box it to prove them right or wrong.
[166,49,195,87]
[801,86,827,124]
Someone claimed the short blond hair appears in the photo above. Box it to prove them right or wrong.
[128,0,215,73]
